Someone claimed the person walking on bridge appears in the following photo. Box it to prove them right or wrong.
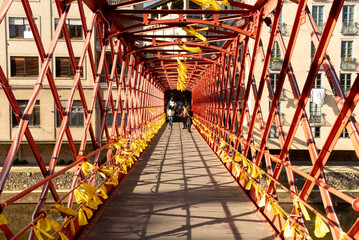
[167,106,175,128]
[186,105,193,132]
[181,105,188,129]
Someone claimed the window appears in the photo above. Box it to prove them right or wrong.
[10,56,39,77]
[313,74,321,89]
[12,100,40,127]
[341,41,353,58]
[311,42,323,70]
[343,6,354,24]
[270,73,285,98]
[269,126,278,138]
[309,102,322,123]
[57,100,84,127]
[270,73,279,90]
[311,41,316,61]
[341,128,349,138]
[269,101,281,113]
[101,100,121,127]
[9,17,38,39]
[55,57,82,77]
[342,6,356,34]
[271,41,281,59]
[312,6,324,30]
[311,126,321,138]
[340,73,351,95]
[270,42,281,69]
[55,19,82,39]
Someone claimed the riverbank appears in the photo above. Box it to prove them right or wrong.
[1,163,358,204]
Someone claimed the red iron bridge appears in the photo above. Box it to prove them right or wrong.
[0,0,358,239]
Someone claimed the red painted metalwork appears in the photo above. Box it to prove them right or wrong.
[0,0,358,239]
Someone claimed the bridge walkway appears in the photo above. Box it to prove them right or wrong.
[84,122,275,240]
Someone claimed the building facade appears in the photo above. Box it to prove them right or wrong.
[146,0,359,160]
[0,0,141,164]
[256,0,359,154]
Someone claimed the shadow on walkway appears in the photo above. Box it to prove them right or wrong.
[86,123,274,240]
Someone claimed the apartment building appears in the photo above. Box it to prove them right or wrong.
[146,0,358,160]
[256,0,358,155]
[0,0,140,164]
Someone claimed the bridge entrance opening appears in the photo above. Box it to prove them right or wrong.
[165,90,192,122]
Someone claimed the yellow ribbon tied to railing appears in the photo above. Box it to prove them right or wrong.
[78,208,88,226]
[258,194,267,208]
[254,184,262,200]
[0,213,9,225]
[53,204,76,216]
[74,189,90,205]
[99,185,109,200]
[245,178,253,190]
[81,161,97,176]
[176,57,187,71]
[182,26,208,42]
[80,182,98,199]
[190,0,229,11]
[294,197,311,221]
[339,231,348,240]
[178,44,202,53]
[234,152,243,163]
[272,202,285,218]
[282,220,295,238]
[314,215,330,238]
[58,232,69,240]
[33,217,62,240]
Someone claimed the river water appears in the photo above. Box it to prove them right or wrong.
[1,203,358,239]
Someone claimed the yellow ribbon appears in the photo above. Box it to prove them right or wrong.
[100,185,109,199]
[190,0,229,10]
[314,215,330,238]
[339,231,348,240]
[178,44,202,53]
[53,204,76,216]
[0,214,9,225]
[74,189,90,204]
[80,182,98,199]
[297,198,311,221]
[182,26,209,42]
[58,232,69,240]
[78,208,88,226]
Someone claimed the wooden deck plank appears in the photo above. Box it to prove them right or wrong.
[86,123,275,240]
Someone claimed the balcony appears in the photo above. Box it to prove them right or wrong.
[100,74,107,83]
[309,114,323,124]
[269,58,283,70]
[341,22,358,35]
[269,22,288,35]
[268,91,287,101]
[340,57,357,70]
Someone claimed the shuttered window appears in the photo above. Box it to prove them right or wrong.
[10,56,39,77]
[55,57,82,77]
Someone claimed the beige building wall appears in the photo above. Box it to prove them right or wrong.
[251,0,359,151]
[0,0,132,164]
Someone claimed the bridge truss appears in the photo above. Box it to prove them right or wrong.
[0,0,358,239]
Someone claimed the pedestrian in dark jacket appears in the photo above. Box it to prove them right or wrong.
[181,105,188,129]
[186,105,193,132]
